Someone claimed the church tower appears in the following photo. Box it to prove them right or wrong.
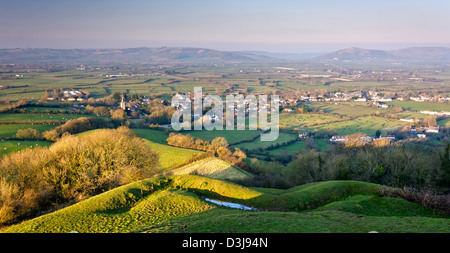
[120,94,126,110]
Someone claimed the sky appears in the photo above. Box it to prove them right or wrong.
[1,0,450,53]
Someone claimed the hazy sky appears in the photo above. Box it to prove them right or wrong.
[1,0,450,53]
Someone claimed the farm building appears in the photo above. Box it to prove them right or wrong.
[425,126,439,133]
[378,135,395,141]
[330,135,347,142]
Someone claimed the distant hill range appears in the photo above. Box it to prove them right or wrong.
[0,47,277,64]
[1,46,450,64]
[316,47,450,64]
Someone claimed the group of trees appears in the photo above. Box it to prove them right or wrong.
[142,99,175,125]
[0,98,29,113]
[144,106,175,125]
[423,116,438,127]
[14,128,42,140]
[240,142,450,192]
[287,143,449,190]
[0,127,160,225]
[85,105,127,120]
[166,133,247,165]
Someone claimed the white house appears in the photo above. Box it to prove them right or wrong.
[379,97,393,102]
[425,126,439,133]
[420,111,438,115]
[330,136,347,142]
[379,135,395,141]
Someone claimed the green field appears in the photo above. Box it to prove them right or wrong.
[233,132,298,151]
[22,107,75,113]
[2,175,447,233]
[132,128,171,144]
[279,113,342,129]
[0,72,241,101]
[267,139,329,155]
[387,101,450,112]
[308,102,391,117]
[309,116,408,136]
[395,111,427,119]
[438,117,450,127]
[143,140,201,170]
[267,140,306,155]
[0,124,56,137]
[0,140,53,156]
[0,113,99,123]
[0,72,106,101]
[132,129,201,170]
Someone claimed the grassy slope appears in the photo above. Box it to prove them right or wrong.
[267,139,329,155]
[132,129,201,170]
[169,157,252,181]
[156,207,447,233]
[309,116,407,136]
[0,140,52,156]
[0,113,101,123]
[143,139,200,170]
[279,113,342,128]
[387,101,450,112]
[0,124,56,138]
[2,175,448,233]
[233,133,298,151]
[308,102,386,117]
[132,128,169,144]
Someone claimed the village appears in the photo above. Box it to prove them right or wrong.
[40,86,449,134]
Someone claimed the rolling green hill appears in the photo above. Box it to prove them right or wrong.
[133,129,201,170]
[2,175,448,233]
[169,157,252,181]
[142,139,201,170]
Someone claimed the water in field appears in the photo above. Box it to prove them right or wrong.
[204,198,258,211]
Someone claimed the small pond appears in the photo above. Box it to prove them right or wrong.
[204,197,259,211]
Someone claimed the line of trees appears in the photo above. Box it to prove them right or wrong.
[14,128,42,140]
[84,105,127,120]
[9,117,125,142]
[42,117,123,141]
[0,98,29,113]
[166,133,247,166]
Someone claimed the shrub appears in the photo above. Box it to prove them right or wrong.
[144,106,175,125]
[378,186,450,215]
[15,128,42,140]
[110,109,127,120]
